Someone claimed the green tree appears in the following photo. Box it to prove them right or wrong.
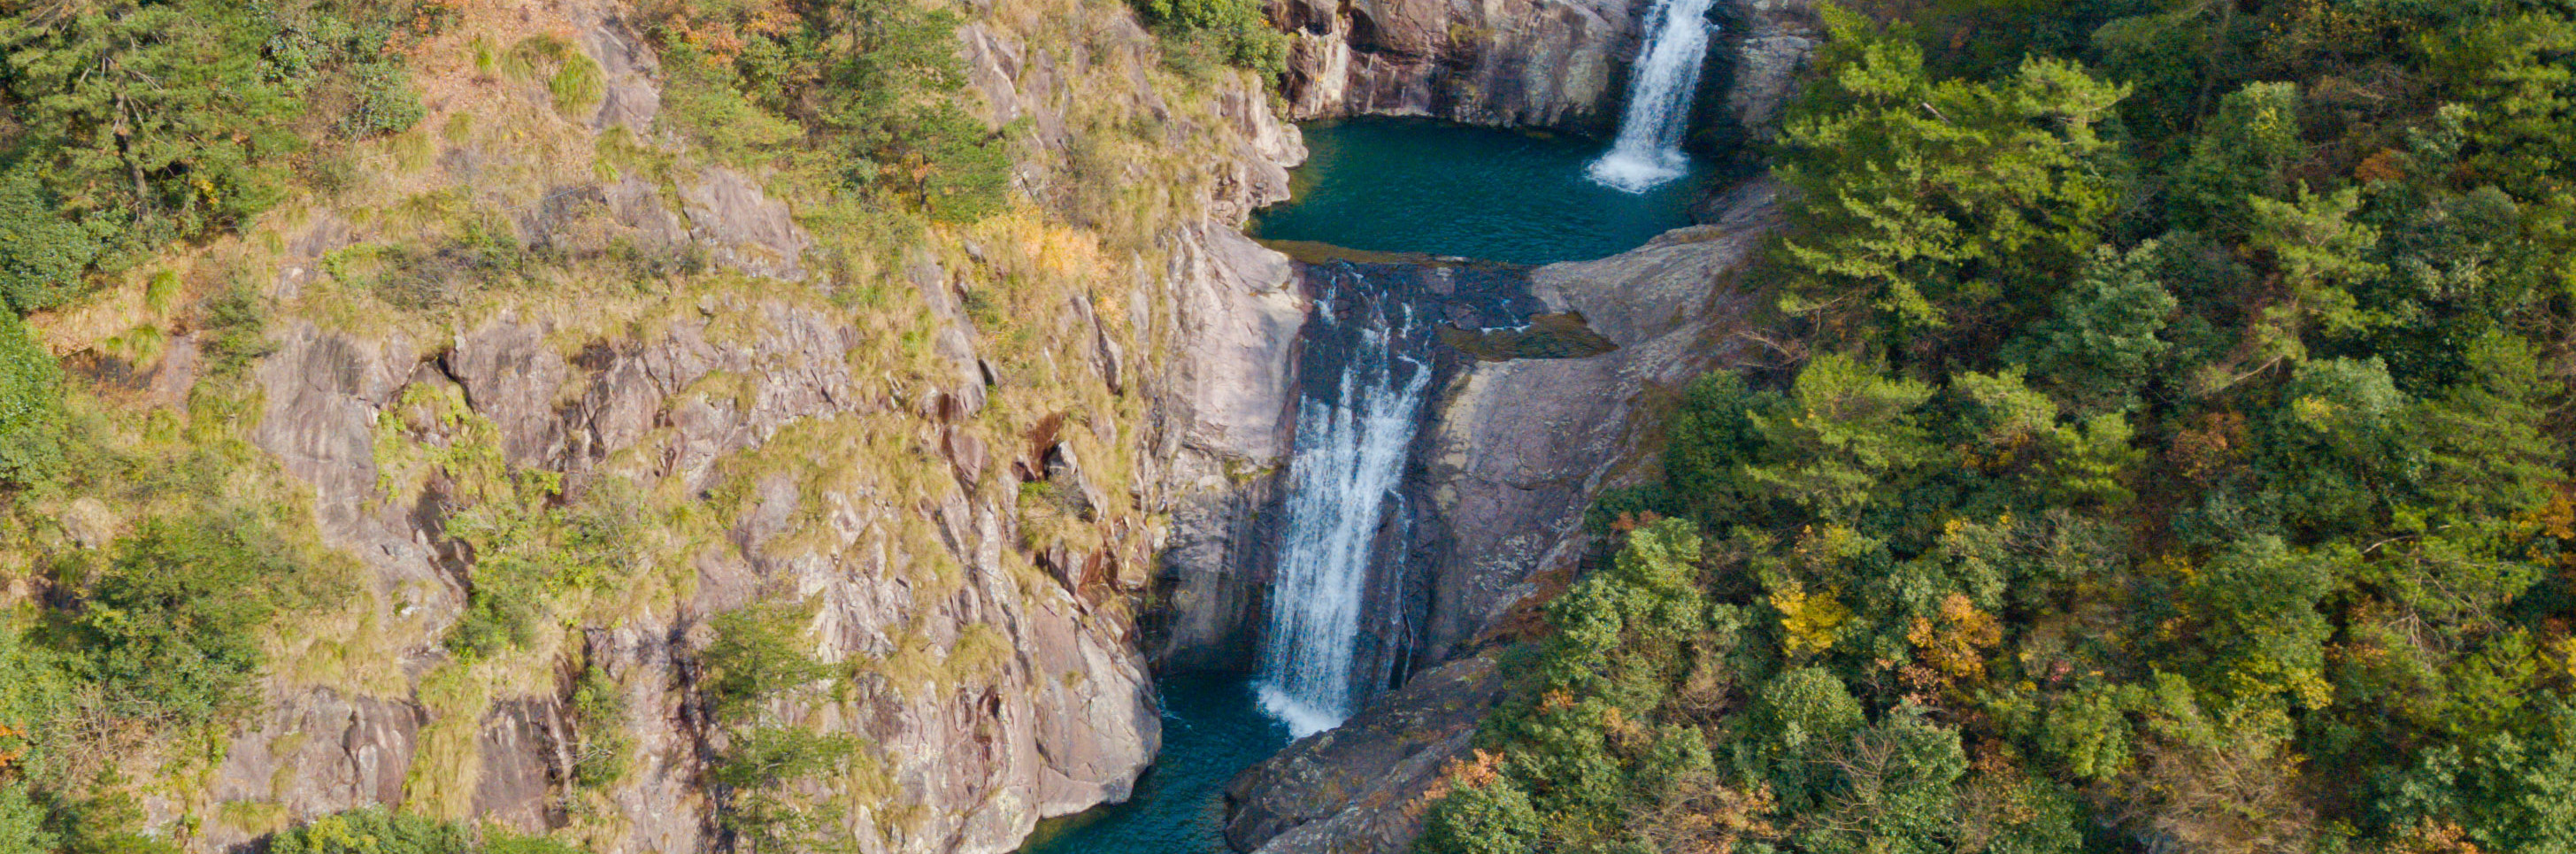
[0,313,62,487]
[0,1,302,244]
[2179,537,2336,707]
[0,165,110,314]
[1660,372,1785,530]
[2006,242,2177,413]
[1776,5,2128,338]
[0,784,50,854]
[2384,702,2576,854]
[2403,331,2558,522]
[1742,353,1939,518]
[1417,766,1542,854]
[2168,82,2307,235]
[1795,705,1968,854]
[76,519,292,723]
[702,600,834,719]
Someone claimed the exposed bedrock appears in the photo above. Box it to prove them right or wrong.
[1224,656,1505,853]
[1269,0,1638,131]
[1267,0,1819,147]
[187,3,1311,852]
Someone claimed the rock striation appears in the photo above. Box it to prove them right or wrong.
[178,2,1314,853]
[1223,656,1505,852]
[1269,0,1642,131]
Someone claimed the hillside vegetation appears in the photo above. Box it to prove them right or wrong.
[1423,2,2576,853]
[0,0,1284,850]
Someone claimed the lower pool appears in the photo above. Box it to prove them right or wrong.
[1250,119,1711,265]
[1015,676,1291,854]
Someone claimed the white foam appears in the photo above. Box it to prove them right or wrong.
[1257,682,1347,739]
[1588,150,1691,194]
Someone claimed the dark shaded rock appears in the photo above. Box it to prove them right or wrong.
[447,315,572,468]
[473,699,570,830]
[1273,0,1639,132]
[1224,656,1505,853]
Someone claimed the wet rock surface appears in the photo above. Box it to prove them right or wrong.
[1222,656,1504,853]
[1271,0,1641,131]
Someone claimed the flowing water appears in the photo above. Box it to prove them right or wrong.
[1250,119,1703,264]
[1016,677,1292,854]
[1257,265,1434,738]
[1588,0,1722,193]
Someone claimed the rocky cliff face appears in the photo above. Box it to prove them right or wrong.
[1416,181,1782,667]
[146,2,1315,852]
[1714,0,1821,150]
[1269,0,1641,131]
[1265,0,1819,143]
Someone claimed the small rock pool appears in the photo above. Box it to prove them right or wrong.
[1251,118,1711,265]
[1015,676,1290,854]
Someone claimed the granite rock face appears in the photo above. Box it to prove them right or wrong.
[1416,181,1781,666]
[1224,657,1505,854]
[187,1,1310,852]
[1271,0,1642,132]
[1148,227,1311,672]
[1720,0,1822,147]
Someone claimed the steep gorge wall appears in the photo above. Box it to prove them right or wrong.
[1269,0,1641,131]
[1267,0,1819,146]
[52,2,1316,852]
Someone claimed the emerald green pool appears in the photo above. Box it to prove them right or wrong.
[1017,677,1291,854]
[1250,119,1711,265]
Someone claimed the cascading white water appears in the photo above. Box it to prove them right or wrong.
[1588,0,1721,193]
[1256,271,1433,739]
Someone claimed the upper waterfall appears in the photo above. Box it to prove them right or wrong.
[1588,0,1721,193]
[1256,266,1434,738]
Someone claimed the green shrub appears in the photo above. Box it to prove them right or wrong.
[1135,0,1288,78]
[198,284,275,379]
[338,60,429,139]
[549,55,606,119]
[0,314,63,487]
[0,167,109,315]
[75,518,305,725]
[569,665,633,789]
[266,808,469,854]
[702,601,832,720]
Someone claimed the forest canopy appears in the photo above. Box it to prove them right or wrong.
[1425,2,2576,852]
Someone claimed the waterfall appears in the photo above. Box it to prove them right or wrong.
[1588,0,1720,193]
[1256,267,1434,739]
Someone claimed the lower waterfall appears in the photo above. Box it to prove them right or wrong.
[1256,265,1434,738]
